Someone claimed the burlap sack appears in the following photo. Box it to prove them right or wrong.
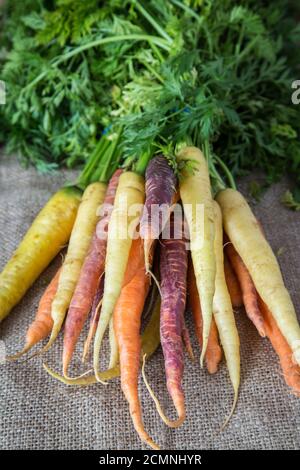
[0,152,299,450]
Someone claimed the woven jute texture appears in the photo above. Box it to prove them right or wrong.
[0,152,299,450]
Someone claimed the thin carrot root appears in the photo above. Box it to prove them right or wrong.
[144,238,154,275]
[225,239,266,337]
[258,297,300,396]
[61,368,98,382]
[142,355,185,428]
[6,344,32,362]
[147,268,162,296]
[221,391,239,431]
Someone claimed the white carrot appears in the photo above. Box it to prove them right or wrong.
[217,188,300,366]
[177,146,216,364]
[93,172,145,381]
[213,201,240,425]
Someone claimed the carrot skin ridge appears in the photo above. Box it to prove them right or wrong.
[225,239,266,337]
[140,155,177,271]
[63,170,122,376]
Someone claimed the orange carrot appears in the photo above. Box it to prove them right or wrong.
[7,268,61,360]
[225,239,266,337]
[224,253,243,308]
[113,238,159,449]
[258,297,300,395]
[188,262,222,374]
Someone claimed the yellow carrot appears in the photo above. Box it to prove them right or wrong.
[217,188,300,366]
[177,146,216,365]
[0,187,81,322]
[93,172,145,381]
[43,182,107,352]
[213,201,240,425]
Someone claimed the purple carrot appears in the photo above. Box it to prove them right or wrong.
[144,214,188,427]
[140,155,177,272]
[82,274,105,362]
[62,169,122,376]
[160,215,188,425]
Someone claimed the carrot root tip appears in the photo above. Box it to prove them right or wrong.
[142,354,185,429]
[94,368,108,386]
[146,269,162,297]
[220,390,238,431]
[62,368,94,381]
[6,344,32,362]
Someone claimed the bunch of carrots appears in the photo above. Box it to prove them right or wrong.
[1,146,300,449]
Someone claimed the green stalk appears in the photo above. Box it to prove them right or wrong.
[150,42,165,63]
[170,0,213,57]
[76,136,110,189]
[214,154,237,190]
[203,140,226,194]
[236,36,260,65]
[93,130,122,183]
[134,151,152,176]
[134,1,173,44]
